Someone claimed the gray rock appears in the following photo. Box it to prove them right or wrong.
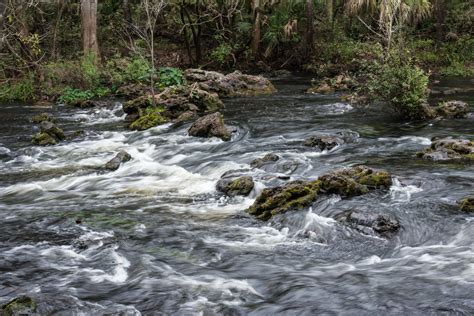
[188,112,231,141]
[304,135,344,151]
[216,176,254,197]
[436,100,469,119]
[336,210,400,239]
[105,150,132,171]
[250,153,280,168]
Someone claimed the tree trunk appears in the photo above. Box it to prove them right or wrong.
[0,0,6,52]
[123,0,132,25]
[306,0,314,55]
[434,0,446,44]
[251,0,261,58]
[326,0,334,25]
[81,0,99,59]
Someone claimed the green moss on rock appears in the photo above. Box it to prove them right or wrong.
[31,132,58,145]
[247,180,321,220]
[458,196,474,212]
[1,296,37,315]
[417,138,474,161]
[129,107,169,130]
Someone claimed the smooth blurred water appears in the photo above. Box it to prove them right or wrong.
[0,75,473,314]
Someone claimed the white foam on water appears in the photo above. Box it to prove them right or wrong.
[390,178,423,202]
[377,136,431,146]
[358,255,382,265]
[86,247,130,284]
[69,103,126,125]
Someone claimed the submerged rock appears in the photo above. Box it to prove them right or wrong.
[123,85,223,130]
[105,150,132,171]
[304,134,344,151]
[416,138,473,161]
[247,180,321,221]
[31,121,65,146]
[246,165,392,220]
[336,210,400,238]
[250,153,280,168]
[1,296,37,315]
[458,196,474,212]
[188,112,231,141]
[436,100,469,119]
[31,112,55,123]
[184,69,276,97]
[216,176,254,197]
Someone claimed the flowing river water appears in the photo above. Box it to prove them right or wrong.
[0,75,473,315]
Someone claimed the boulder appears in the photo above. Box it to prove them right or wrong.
[216,176,254,197]
[123,85,223,130]
[436,101,469,118]
[184,69,276,97]
[116,83,149,98]
[319,165,392,196]
[247,180,321,221]
[105,150,132,171]
[1,296,37,315]
[31,121,65,146]
[304,135,344,151]
[458,196,474,212]
[250,153,280,168]
[416,138,473,161]
[307,82,334,94]
[246,165,392,220]
[336,210,400,238]
[188,112,231,141]
[40,121,65,140]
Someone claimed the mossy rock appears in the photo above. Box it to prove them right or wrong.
[247,180,321,221]
[31,112,55,123]
[246,165,392,221]
[188,112,231,141]
[129,107,169,130]
[416,138,474,161]
[319,165,392,196]
[1,296,36,315]
[216,176,254,196]
[31,132,58,146]
[436,101,469,119]
[458,196,474,212]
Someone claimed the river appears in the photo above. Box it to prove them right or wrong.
[0,75,473,314]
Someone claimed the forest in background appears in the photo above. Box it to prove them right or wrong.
[0,0,472,111]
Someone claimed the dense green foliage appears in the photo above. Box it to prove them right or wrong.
[0,0,472,108]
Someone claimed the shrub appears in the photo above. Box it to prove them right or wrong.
[81,53,101,87]
[124,56,151,82]
[157,67,184,88]
[0,76,36,102]
[58,87,95,104]
[367,56,433,120]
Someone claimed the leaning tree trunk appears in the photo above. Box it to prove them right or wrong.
[81,0,99,59]
[326,0,333,25]
[306,0,314,55]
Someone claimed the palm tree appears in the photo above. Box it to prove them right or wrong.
[346,0,431,53]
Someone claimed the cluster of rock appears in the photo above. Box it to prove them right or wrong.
[246,165,392,221]
[122,70,276,136]
[31,113,65,146]
[306,73,353,94]
[184,69,276,97]
[416,138,473,161]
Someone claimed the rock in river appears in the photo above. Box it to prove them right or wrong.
[458,196,474,212]
[31,121,65,146]
[184,69,276,97]
[216,176,254,197]
[304,134,344,151]
[123,85,224,131]
[188,112,231,141]
[416,138,473,161]
[250,153,280,168]
[105,150,132,171]
[336,210,400,239]
[246,165,392,220]
[1,296,37,315]
[436,100,469,119]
